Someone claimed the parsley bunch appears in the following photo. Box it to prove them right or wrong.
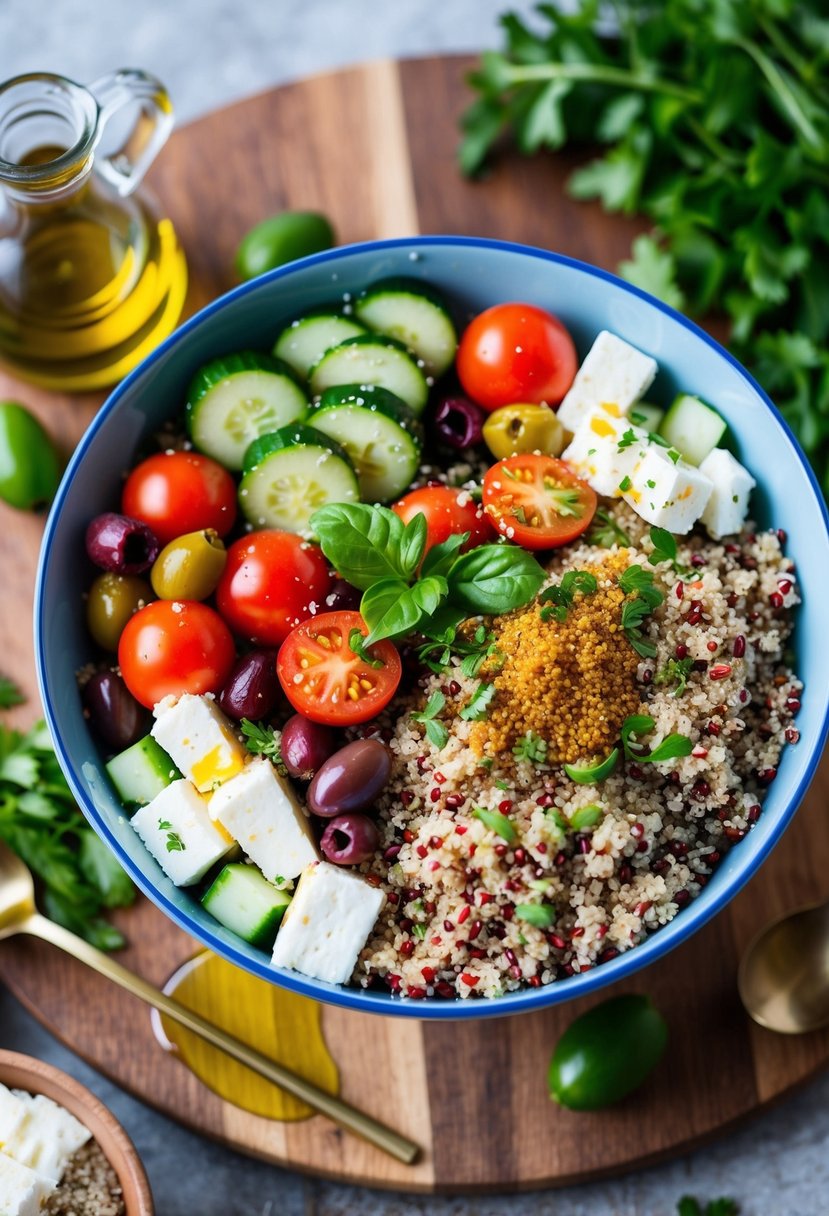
[461,1,829,495]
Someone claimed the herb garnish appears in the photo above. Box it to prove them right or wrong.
[587,507,631,548]
[678,1199,738,1216]
[412,923,427,940]
[621,714,692,764]
[654,657,694,697]
[158,820,186,853]
[417,623,504,679]
[617,428,638,451]
[539,569,598,623]
[648,526,692,576]
[618,564,664,658]
[514,903,557,928]
[459,681,496,722]
[618,475,633,493]
[411,690,449,750]
[472,805,518,843]
[512,731,548,764]
[240,719,289,776]
[0,677,25,709]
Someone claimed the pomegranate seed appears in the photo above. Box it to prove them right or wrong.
[778,578,792,594]
[498,799,513,814]
[529,975,542,988]
[642,669,653,685]
[504,948,517,965]
[504,879,521,892]
[692,746,708,758]
[578,836,591,855]
[786,727,800,744]
[748,804,761,822]
[675,643,688,660]
[407,986,427,999]
[674,890,691,907]
[454,824,467,835]
[636,840,650,853]
[571,926,585,938]
[619,863,633,883]
[383,844,401,861]
[421,966,436,983]
[502,905,514,921]
[468,844,477,858]
[550,934,567,950]
[628,763,644,780]
[403,828,415,843]
[467,920,483,940]
[634,900,652,917]
[457,905,470,925]
[400,918,413,933]
[536,792,554,807]
[479,891,494,906]
[434,771,446,785]
[416,756,429,772]
[758,767,777,785]
[596,924,608,939]
[770,592,784,609]
[706,721,721,736]
[727,593,739,608]
[429,835,442,849]
[675,580,684,600]
[443,918,454,932]
[435,981,455,999]
[630,822,644,839]
[748,610,760,621]
[739,689,749,703]
[706,851,721,865]
[670,840,688,857]
[445,793,464,809]
[513,847,526,864]
[387,892,399,905]
[690,598,703,612]
[494,843,508,857]
[429,787,441,803]
[786,698,801,713]
[707,640,718,652]
[599,947,620,963]
[733,635,746,658]
[430,936,442,947]
[555,851,567,867]
[691,554,706,568]
[400,939,414,957]
[448,680,461,696]
[460,973,479,987]
[709,664,732,680]
[725,542,740,554]
[724,826,745,842]
[509,964,522,980]
[400,790,414,806]
[692,781,711,800]
[536,842,548,854]
[468,946,486,960]
[416,844,428,858]
[428,860,440,871]
[777,528,787,543]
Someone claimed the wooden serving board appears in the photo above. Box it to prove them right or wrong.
[1,55,828,1193]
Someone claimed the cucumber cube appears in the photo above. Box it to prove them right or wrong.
[658,394,727,466]
[202,863,292,948]
[628,402,665,433]
[106,736,179,808]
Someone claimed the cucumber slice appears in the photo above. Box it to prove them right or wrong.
[309,335,429,416]
[186,352,307,471]
[307,385,422,502]
[658,394,727,466]
[355,277,457,378]
[239,423,359,533]
[106,736,179,808]
[273,312,367,379]
[628,402,665,433]
[202,862,291,948]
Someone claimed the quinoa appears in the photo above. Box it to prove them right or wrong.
[352,504,801,1000]
[44,1140,125,1216]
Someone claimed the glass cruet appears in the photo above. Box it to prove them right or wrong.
[0,69,187,392]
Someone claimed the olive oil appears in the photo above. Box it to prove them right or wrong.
[154,951,340,1120]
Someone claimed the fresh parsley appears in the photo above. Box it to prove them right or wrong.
[459,681,496,722]
[648,525,691,575]
[417,623,503,679]
[411,690,449,750]
[0,676,24,709]
[538,569,598,623]
[654,656,694,697]
[472,805,518,843]
[240,719,280,759]
[158,820,185,853]
[512,731,548,764]
[618,564,664,658]
[587,507,630,548]
[621,714,693,764]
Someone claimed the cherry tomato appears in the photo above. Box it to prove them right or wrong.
[216,530,330,647]
[277,610,401,726]
[456,302,577,411]
[482,454,597,550]
[122,451,237,546]
[392,485,493,554]
[118,600,235,708]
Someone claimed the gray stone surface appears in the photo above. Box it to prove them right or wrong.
[1,1,826,1211]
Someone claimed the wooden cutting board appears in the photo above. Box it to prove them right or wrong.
[1,56,828,1194]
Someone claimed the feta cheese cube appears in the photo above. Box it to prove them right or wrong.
[623,445,713,533]
[209,759,319,883]
[152,694,247,793]
[558,330,657,434]
[561,409,650,497]
[0,1088,90,1183]
[699,448,756,539]
[0,1151,55,1215]
[132,780,234,886]
[271,861,385,985]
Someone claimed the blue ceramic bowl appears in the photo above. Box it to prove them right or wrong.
[35,237,829,1020]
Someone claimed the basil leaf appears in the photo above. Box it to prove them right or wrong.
[648,734,694,763]
[362,575,448,645]
[421,531,469,579]
[310,503,414,590]
[398,512,429,579]
[420,603,469,640]
[447,544,545,614]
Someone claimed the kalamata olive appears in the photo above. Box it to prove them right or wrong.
[307,738,391,818]
[280,713,337,780]
[432,395,485,450]
[83,670,151,751]
[86,512,159,574]
[86,572,152,651]
[151,528,227,600]
[323,577,361,612]
[217,649,280,721]
[320,813,380,865]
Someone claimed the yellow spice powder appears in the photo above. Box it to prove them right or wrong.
[470,552,642,764]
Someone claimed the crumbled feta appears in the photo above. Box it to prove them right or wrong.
[561,408,650,497]
[558,331,657,433]
[0,1086,89,1183]
[132,780,234,886]
[0,1151,55,1215]
[622,445,713,533]
[699,448,756,539]
[151,694,247,793]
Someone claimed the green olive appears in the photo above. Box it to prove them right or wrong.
[87,573,152,652]
[235,211,335,281]
[548,993,668,1110]
[150,529,227,601]
[483,403,566,460]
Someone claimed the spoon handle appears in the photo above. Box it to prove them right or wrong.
[21,912,419,1165]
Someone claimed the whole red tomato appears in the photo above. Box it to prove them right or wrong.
[392,485,493,554]
[216,530,330,646]
[122,451,237,546]
[118,600,235,708]
[456,302,577,411]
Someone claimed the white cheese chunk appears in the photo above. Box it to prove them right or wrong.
[151,694,247,793]
[271,861,385,985]
[561,408,650,497]
[0,1151,55,1215]
[622,445,713,533]
[0,1088,90,1184]
[558,330,657,434]
[132,779,234,886]
[699,448,756,539]
[209,758,319,883]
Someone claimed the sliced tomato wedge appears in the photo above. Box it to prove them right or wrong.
[482,454,597,550]
[277,610,402,726]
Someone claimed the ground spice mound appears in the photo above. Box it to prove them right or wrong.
[471,552,641,763]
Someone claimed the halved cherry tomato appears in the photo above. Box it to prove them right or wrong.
[392,485,493,554]
[118,599,236,708]
[482,454,597,550]
[216,531,330,646]
[277,610,401,726]
[457,302,577,411]
[122,451,237,546]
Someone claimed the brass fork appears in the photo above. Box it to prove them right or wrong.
[0,840,418,1163]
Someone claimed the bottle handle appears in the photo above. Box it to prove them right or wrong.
[88,69,174,197]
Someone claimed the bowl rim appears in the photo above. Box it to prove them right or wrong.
[35,234,829,1020]
[0,1048,154,1213]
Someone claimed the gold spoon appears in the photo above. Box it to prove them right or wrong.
[0,841,419,1163]
[738,900,829,1034]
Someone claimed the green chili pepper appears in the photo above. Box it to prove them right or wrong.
[0,401,61,510]
[548,993,668,1110]
[235,211,335,280]
[563,747,619,785]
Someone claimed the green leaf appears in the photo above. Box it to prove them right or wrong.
[411,690,449,750]
[621,715,693,763]
[512,731,549,764]
[648,526,678,565]
[459,682,495,722]
[398,512,429,580]
[310,503,422,590]
[362,575,447,646]
[568,128,652,215]
[0,676,24,709]
[240,719,280,759]
[78,831,134,909]
[514,903,557,928]
[519,79,572,152]
[472,806,517,843]
[588,508,631,548]
[619,234,685,310]
[597,93,645,142]
[0,751,39,789]
[569,804,604,830]
[420,532,468,579]
[447,544,545,615]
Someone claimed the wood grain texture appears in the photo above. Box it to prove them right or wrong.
[0,55,828,1193]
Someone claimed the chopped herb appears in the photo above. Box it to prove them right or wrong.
[512,731,548,764]
[619,564,664,657]
[587,507,631,548]
[240,719,280,759]
[517,932,528,946]
[648,525,692,576]
[514,903,557,928]
[621,714,693,763]
[617,428,638,451]
[646,479,656,489]
[478,756,494,770]
[417,622,503,679]
[349,628,384,669]
[667,448,681,465]
[411,690,449,750]
[539,569,598,623]
[275,876,285,886]
[472,805,517,843]
[0,676,24,709]
[563,748,619,784]
[587,447,597,456]
[163,828,185,853]
[570,804,604,830]
[412,923,427,940]
[618,564,662,604]
[654,656,694,697]
[494,778,511,792]
[618,475,633,492]
[459,681,495,722]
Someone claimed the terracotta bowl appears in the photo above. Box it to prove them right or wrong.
[0,1049,153,1214]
